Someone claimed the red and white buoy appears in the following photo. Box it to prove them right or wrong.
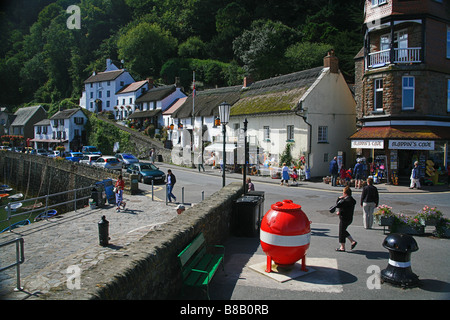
[260,199,311,273]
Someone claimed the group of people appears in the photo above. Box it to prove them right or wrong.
[333,176,379,252]
[329,157,365,188]
[280,163,299,186]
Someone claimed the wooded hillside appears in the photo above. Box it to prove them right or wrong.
[0,0,363,110]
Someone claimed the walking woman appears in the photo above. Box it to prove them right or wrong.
[335,186,357,252]
[280,163,290,186]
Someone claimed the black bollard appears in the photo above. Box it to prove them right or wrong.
[381,233,419,288]
[98,215,110,246]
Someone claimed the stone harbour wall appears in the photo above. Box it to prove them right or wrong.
[0,151,123,206]
[41,182,243,300]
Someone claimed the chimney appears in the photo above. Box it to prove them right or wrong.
[243,75,253,88]
[146,77,154,88]
[323,49,339,74]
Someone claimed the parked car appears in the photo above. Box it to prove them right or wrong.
[64,152,83,162]
[126,162,166,184]
[92,156,122,171]
[47,150,61,158]
[79,154,101,165]
[36,149,49,156]
[115,153,139,168]
[82,146,102,155]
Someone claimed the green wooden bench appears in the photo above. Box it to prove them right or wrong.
[178,233,225,299]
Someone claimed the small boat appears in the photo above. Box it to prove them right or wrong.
[0,219,31,233]
[0,194,9,198]
[22,202,43,210]
[34,209,57,221]
[0,185,13,192]
[10,202,23,211]
[8,193,23,200]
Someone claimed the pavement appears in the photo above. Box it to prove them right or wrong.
[0,162,449,301]
[170,164,450,301]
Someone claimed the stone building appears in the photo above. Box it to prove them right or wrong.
[351,0,450,184]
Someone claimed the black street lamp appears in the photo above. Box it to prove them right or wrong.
[219,101,231,187]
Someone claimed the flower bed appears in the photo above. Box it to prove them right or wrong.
[375,205,448,237]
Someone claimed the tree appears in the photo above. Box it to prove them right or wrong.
[178,36,207,59]
[117,21,177,78]
[233,20,300,80]
[285,42,331,71]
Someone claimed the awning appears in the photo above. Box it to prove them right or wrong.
[30,139,68,143]
[349,126,450,141]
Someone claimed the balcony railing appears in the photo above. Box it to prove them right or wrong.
[368,47,422,68]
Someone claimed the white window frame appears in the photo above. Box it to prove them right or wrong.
[372,0,387,7]
[402,76,415,110]
[318,126,328,143]
[287,125,294,141]
[374,78,383,111]
[263,126,270,141]
[447,79,450,112]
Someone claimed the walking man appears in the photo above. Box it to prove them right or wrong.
[167,169,177,202]
[360,177,379,229]
[410,161,421,189]
[329,156,339,187]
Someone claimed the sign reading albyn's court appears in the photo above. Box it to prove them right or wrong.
[388,140,434,150]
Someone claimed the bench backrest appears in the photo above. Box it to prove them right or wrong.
[178,233,206,277]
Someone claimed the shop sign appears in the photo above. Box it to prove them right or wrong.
[389,140,434,150]
[351,140,384,149]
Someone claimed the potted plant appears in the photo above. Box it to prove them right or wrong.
[434,217,450,238]
[393,214,425,235]
[416,206,443,226]
[374,204,396,226]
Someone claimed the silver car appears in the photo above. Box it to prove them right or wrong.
[115,153,139,168]
[92,156,122,171]
[79,154,101,165]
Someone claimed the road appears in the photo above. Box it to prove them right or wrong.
[143,163,450,225]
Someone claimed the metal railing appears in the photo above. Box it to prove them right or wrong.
[0,237,25,291]
[368,47,422,68]
[0,185,93,233]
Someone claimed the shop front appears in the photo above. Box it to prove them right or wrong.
[349,126,449,186]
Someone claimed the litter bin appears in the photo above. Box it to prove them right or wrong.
[95,179,115,204]
[130,174,139,195]
[232,192,264,237]
[91,185,106,208]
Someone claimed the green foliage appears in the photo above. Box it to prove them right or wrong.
[280,143,294,167]
[117,21,178,78]
[0,0,363,108]
[285,42,332,71]
[85,113,133,155]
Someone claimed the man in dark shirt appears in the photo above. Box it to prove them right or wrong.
[360,177,379,229]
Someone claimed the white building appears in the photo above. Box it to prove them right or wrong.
[169,51,356,177]
[79,59,135,115]
[32,108,88,151]
[115,80,151,120]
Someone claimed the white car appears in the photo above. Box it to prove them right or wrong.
[92,156,122,171]
[79,154,101,165]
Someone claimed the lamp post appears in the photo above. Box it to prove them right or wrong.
[219,101,230,187]
[243,118,248,194]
